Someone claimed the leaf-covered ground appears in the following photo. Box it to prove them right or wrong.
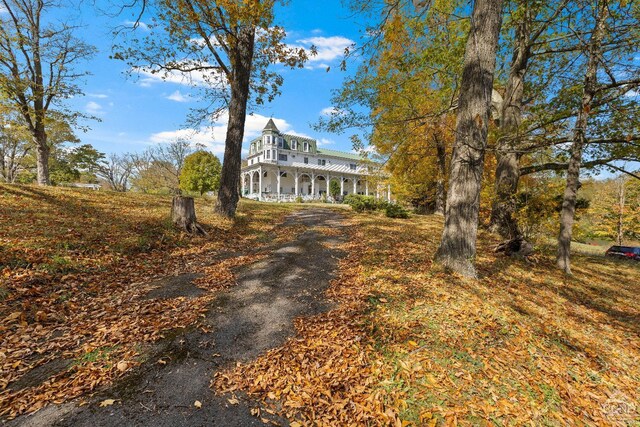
[2,185,638,425]
[217,213,640,426]
[0,184,301,419]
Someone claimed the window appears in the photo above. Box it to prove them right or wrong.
[277,137,283,148]
[304,157,308,164]
[303,141,309,152]
[350,163,356,171]
[266,150,270,159]
[317,159,326,166]
[281,172,287,177]
[291,140,298,150]
[278,154,288,161]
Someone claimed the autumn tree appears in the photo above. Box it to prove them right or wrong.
[0,0,95,185]
[553,0,640,274]
[130,139,192,194]
[96,153,134,192]
[0,105,31,183]
[434,0,504,278]
[319,1,466,214]
[115,0,307,217]
[489,0,571,238]
[180,150,221,196]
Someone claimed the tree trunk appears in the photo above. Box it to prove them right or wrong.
[616,177,625,245]
[434,130,446,216]
[216,25,256,218]
[34,128,50,186]
[435,0,504,278]
[489,11,531,239]
[172,196,206,235]
[557,0,608,274]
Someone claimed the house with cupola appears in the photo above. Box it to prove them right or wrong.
[241,119,390,202]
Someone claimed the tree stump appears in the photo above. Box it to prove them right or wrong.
[494,235,534,257]
[171,196,207,236]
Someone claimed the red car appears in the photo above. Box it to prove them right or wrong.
[605,245,640,261]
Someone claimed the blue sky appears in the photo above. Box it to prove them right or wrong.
[51,1,368,159]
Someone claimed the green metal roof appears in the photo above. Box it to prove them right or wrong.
[316,148,364,161]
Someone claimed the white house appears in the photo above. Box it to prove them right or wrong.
[241,119,390,202]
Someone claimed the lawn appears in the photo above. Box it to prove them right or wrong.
[219,212,640,426]
[1,185,638,425]
[0,184,299,418]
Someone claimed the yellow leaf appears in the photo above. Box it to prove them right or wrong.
[116,361,129,372]
[99,399,115,407]
[227,397,239,405]
[194,400,202,409]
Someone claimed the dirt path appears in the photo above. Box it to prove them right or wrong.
[14,209,348,427]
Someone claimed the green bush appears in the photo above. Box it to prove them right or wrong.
[343,194,378,212]
[385,203,409,219]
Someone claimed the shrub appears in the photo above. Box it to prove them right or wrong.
[344,194,378,212]
[295,196,303,203]
[385,203,409,219]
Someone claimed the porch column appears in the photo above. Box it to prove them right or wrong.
[326,175,331,197]
[294,170,299,196]
[353,178,357,194]
[249,172,254,196]
[241,173,246,197]
[387,184,391,202]
[340,176,344,196]
[365,180,369,196]
[258,167,263,201]
[311,173,316,198]
[277,167,281,201]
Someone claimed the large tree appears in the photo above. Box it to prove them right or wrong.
[115,0,307,217]
[489,0,570,238]
[0,0,95,185]
[434,0,504,278]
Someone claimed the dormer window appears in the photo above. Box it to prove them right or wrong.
[291,140,298,150]
[303,141,309,152]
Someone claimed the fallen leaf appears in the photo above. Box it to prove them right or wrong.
[116,361,129,372]
[99,399,115,407]
[227,397,239,405]
[194,400,202,409]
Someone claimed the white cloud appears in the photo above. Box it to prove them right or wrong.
[320,106,345,117]
[123,20,149,31]
[0,6,7,14]
[146,112,293,156]
[86,101,104,115]
[318,138,335,147]
[88,93,109,99]
[166,90,191,102]
[292,36,354,67]
[311,29,323,35]
[135,63,226,88]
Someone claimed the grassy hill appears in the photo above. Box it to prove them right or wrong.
[1,185,638,425]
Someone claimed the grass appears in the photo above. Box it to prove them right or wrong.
[0,183,307,418]
[219,211,640,426]
[2,185,638,425]
[356,213,640,425]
